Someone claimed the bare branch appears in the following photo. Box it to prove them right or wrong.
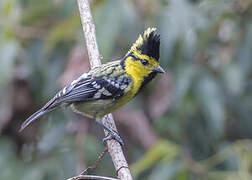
[67,174,118,180]
[76,0,133,179]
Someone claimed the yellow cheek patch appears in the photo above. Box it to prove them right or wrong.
[125,57,150,77]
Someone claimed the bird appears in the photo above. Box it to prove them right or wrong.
[20,27,164,145]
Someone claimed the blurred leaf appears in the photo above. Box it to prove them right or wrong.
[94,0,138,59]
[160,0,206,61]
[44,14,80,53]
[131,140,178,176]
[195,72,225,136]
[235,22,252,75]
[173,64,197,105]
[38,117,66,154]
[0,138,15,170]
[148,160,185,180]
[21,2,55,25]
[221,64,245,95]
[0,40,19,86]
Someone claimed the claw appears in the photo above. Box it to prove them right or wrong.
[95,119,124,146]
[103,132,124,146]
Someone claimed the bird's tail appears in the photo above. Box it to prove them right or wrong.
[19,108,51,132]
[19,92,61,132]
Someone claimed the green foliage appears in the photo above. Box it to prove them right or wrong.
[131,140,178,176]
[1,0,252,179]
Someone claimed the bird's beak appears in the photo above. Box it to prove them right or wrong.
[153,66,165,73]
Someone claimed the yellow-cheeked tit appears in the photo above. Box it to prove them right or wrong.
[20,27,164,145]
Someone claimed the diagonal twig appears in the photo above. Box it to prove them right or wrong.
[80,147,108,175]
[75,0,133,179]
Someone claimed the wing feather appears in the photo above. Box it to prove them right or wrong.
[20,71,132,131]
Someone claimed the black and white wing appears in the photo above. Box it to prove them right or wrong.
[52,74,131,104]
[20,73,131,131]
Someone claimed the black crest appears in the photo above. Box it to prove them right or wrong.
[137,30,160,60]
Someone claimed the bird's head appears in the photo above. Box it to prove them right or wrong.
[122,27,164,80]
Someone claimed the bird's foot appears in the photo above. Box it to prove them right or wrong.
[95,118,124,146]
[103,131,124,146]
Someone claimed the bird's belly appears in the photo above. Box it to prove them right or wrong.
[71,99,125,119]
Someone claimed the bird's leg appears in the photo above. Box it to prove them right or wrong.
[95,119,124,146]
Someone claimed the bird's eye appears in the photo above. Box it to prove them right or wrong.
[141,59,149,66]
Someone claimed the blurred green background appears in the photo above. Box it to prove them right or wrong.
[1,0,252,179]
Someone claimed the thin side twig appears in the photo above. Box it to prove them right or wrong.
[76,0,133,179]
[80,147,108,175]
